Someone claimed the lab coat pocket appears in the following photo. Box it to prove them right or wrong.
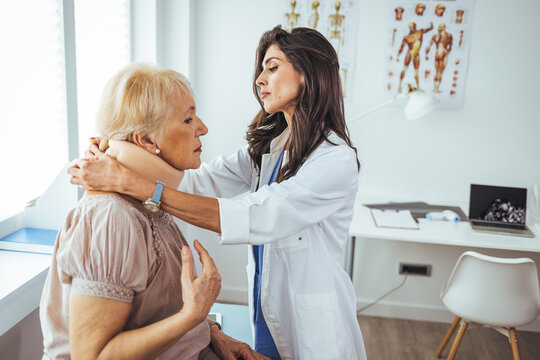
[270,232,308,252]
[294,292,346,359]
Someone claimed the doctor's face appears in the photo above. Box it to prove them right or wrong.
[156,90,208,171]
[256,45,305,119]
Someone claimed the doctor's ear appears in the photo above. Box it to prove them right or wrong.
[132,133,160,155]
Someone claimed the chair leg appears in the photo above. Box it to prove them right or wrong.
[435,316,461,357]
[447,319,469,360]
[508,328,521,360]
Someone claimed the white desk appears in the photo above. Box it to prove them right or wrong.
[349,198,540,252]
[344,197,540,278]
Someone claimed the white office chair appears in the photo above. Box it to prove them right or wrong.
[435,251,540,360]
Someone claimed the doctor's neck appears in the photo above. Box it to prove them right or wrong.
[283,106,294,130]
[282,108,295,150]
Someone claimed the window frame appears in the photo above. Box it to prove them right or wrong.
[0,0,129,236]
[0,0,78,235]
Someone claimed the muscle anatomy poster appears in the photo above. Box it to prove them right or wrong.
[385,0,475,109]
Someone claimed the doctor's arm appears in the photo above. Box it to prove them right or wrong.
[70,139,258,233]
[91,138,252,198]
[69,140,223,233]
[69,154,222,233]
[69,142,356,240]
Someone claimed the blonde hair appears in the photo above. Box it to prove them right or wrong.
[96,63,193,143]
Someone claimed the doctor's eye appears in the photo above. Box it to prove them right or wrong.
[184,117,193,124]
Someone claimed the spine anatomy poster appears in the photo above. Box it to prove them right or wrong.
[281,0,358,98]
[385,0,476,109]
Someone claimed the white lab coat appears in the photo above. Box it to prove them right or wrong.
[179,129,366,360]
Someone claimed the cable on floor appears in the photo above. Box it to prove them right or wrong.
[357,274,408,313]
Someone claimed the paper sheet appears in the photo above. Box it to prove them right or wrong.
[370,209,419,229]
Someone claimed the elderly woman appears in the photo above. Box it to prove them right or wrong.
[39,63,267,360]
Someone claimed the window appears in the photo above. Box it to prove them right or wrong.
[0,0,130,222]
[74,0,130,155]
[0,0,67,220]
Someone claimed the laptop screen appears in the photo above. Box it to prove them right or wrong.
[469,184,528,224]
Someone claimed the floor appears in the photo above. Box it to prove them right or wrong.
[358,315,540,360]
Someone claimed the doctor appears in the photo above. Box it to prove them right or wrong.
[70,25,366,359]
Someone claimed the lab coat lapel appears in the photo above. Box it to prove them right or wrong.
[257,128,290,190]
[259,153,276,189]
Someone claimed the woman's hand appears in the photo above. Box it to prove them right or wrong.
[179,240,222,325]
[210,328,270,360]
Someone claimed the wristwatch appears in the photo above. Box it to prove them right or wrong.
[209,320,222,331]
[142,181,164,213]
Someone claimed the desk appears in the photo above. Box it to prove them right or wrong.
[349,199,540,252]
[345,197,540,278]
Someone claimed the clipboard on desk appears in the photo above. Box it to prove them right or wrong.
[365,202,468,221]
[370,209,419,230]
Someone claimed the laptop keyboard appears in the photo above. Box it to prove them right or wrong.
[472,221,526,230]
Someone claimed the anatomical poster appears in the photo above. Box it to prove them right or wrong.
[384,0,476,109]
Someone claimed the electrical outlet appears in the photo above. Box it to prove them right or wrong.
[399,263,432,276]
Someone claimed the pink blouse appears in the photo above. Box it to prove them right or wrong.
[39,194,210,360]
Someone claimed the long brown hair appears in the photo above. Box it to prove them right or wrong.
[247,25,359,181]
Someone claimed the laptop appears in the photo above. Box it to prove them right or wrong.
[468,184,534,238]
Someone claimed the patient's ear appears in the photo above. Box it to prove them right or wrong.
[133,133,159,155]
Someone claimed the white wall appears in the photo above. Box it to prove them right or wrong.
[171,0,540,329]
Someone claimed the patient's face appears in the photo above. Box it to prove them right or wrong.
[157,91,208,170]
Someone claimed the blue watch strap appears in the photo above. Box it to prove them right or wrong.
[151,182,164,203]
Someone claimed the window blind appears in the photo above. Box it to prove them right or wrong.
[0,0,67,220]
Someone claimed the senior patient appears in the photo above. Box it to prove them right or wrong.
[39,63,263,360]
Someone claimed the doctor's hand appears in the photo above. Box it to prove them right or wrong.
[86,137,109,158]
[179,240,222,325]
[210,328,270,360]
[67,152,128,193]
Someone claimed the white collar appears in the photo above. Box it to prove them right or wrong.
[269,128,291,153]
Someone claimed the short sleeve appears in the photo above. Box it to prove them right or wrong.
[56,197,150,303]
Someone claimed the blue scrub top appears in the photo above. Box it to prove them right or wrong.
[252,149,284,358]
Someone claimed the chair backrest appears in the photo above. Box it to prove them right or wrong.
[441,250,540,327]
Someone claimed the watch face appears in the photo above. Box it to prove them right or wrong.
[143,202,159,213]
